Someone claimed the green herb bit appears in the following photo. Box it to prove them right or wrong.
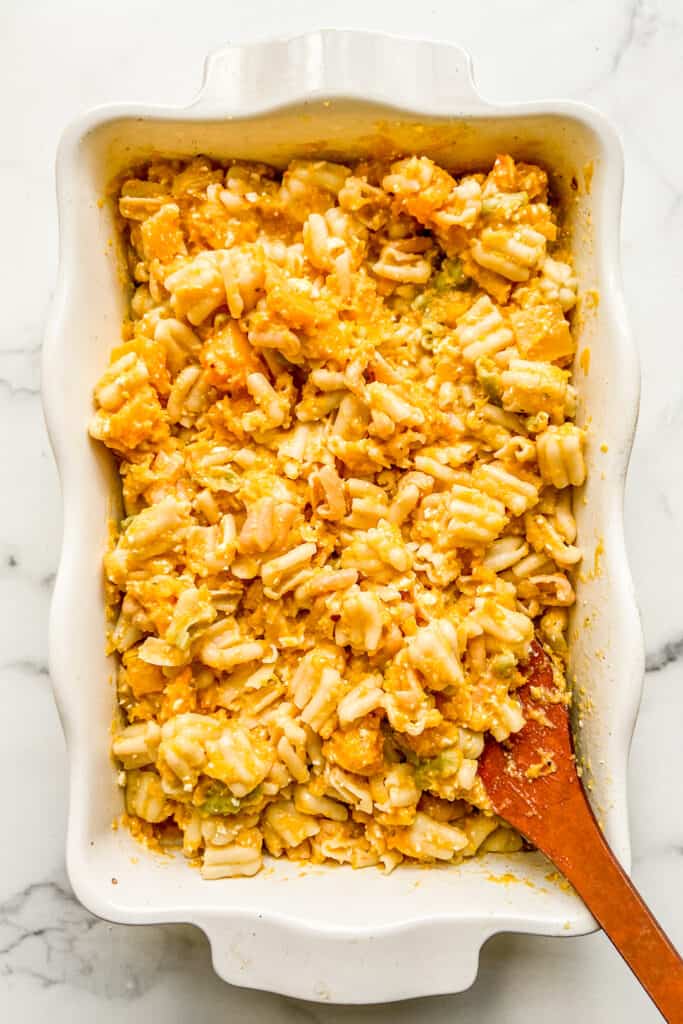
[433,257,470,292]
[199,782,262,817]
[414,748,461,789]
[491,651,517,678]
[475,357,503,403]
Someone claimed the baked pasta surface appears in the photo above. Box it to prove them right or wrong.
[92,153,584,878]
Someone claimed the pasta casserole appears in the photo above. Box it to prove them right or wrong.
[92,152,585,879]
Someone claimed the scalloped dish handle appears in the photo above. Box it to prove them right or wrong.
[202,916,489,1002]
[191,30,485,116]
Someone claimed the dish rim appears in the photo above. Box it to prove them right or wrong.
[42,29,644,1003]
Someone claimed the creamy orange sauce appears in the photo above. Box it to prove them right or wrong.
[95,153,585,879]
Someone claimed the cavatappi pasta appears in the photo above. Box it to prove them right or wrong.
[93,153,585,879]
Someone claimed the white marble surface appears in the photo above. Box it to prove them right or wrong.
[2,0,682,1019]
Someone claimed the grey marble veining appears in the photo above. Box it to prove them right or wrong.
[2,0,682,1019]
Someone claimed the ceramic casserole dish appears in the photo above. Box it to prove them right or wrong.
[42,30,643,1003]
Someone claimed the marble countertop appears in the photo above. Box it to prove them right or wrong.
[3,0,682,1019]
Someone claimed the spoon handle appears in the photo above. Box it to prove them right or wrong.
[538,782,683,1022]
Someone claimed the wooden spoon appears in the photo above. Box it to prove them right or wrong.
[478,640,683,1022]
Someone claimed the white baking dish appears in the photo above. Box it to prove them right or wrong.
[42,30,643,1003]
